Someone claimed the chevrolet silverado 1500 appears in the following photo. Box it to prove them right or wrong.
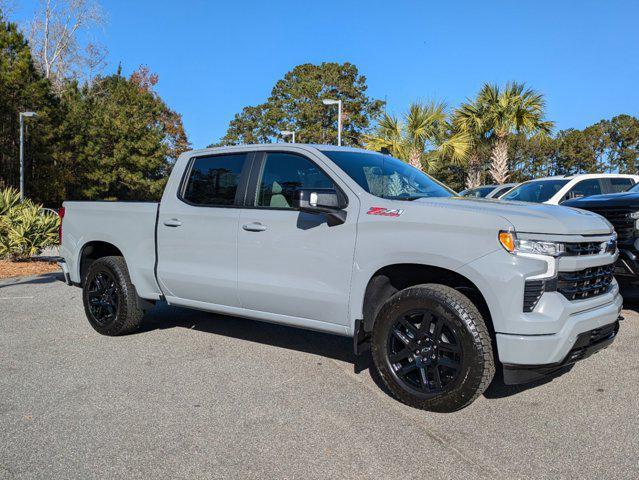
[59,145,623,411]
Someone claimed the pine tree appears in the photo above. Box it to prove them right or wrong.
[0,13,62,205]
[59,66,189,201]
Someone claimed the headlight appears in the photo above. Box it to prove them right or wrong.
[498,231,565,257]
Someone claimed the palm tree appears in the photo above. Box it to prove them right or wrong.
[477,82,553,184]
[453,100,489,188]
[365,102,469,171]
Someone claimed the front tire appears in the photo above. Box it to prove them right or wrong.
[371,284,495,412]
[82,256,144,336]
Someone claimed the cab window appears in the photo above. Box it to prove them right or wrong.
[607,177,634,193]
[182,153,248,206]
[255,153,335,209]
[564,179,602,201]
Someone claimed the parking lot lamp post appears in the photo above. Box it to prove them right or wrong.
[19,111,38,201]
[322,99,342,146]
[281,130,296,143]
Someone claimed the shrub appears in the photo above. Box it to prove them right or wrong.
[0,188,60,261]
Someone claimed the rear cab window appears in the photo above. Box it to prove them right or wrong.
[182,153,248,206]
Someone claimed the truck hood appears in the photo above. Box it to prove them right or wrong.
[412,197,612,235]
[562,191,639,209]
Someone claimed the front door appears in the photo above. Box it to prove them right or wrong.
[156,151,251,307]
[237,151,359,327]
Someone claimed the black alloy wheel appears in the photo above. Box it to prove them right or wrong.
[82,256,145,336]
[371,284,495,412]
[386,309,462,396]
[86,271,119,325]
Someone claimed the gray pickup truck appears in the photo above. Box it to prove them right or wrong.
[59,145,622,412]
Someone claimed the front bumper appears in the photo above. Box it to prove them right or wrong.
[502,319,621,384]
[496,286,623,366]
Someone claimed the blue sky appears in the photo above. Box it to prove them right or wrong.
[12,0,639,148]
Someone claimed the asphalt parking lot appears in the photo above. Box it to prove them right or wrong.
[1,272,638,479]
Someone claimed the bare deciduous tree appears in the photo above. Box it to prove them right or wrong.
[29,0,107,88]
[0,0,17,16]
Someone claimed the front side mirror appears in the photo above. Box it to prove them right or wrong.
[293,189,347,226]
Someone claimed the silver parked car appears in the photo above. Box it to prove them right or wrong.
[459,183,517,199]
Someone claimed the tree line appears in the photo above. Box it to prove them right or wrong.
[218,65,638,192]
[1,2,637,207]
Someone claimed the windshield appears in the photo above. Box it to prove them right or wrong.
[501,179,570,203]
[460,186,495,198]
[320,150,454,200]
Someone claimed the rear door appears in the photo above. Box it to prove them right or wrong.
[236,150,359,327]
[156,151,253,307]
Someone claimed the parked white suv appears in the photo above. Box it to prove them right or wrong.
[501,174,639,205]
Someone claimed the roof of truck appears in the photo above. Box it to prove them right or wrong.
[187,144,377,156]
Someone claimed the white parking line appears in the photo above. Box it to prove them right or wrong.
[0,296,35,300]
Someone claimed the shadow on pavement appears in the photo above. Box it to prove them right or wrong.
[0,271,65,289]
[483,366,572,399]
[140,302,356,364]
[139,302,543,402]
[620,283,639,313]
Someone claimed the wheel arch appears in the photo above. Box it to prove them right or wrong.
[359,263,496,342]
[78,240,124,285]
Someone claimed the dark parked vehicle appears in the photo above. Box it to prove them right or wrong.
[564,182,639,282]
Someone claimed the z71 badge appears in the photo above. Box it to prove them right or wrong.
[366,207,405,217]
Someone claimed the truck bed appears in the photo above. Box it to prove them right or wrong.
[60,201,162,299]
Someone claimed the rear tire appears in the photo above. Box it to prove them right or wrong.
[371,284,495,412]
[82,256,144,336]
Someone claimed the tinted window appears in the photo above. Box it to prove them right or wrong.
[183,153,247,206]
[565,179,602,200]
[321,150,453,200]
[491,185,514,198]
[502,179,569,203]
[255,153,335,208]
[461,186,494,198]
[608,177,634,193]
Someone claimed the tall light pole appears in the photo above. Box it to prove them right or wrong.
[322,99,342,146]
[19,111,38,201]
[281,130,296,143]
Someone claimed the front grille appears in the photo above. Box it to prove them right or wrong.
[557,263,615,301]
[588,208,635,245]
[564,242,604,256]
